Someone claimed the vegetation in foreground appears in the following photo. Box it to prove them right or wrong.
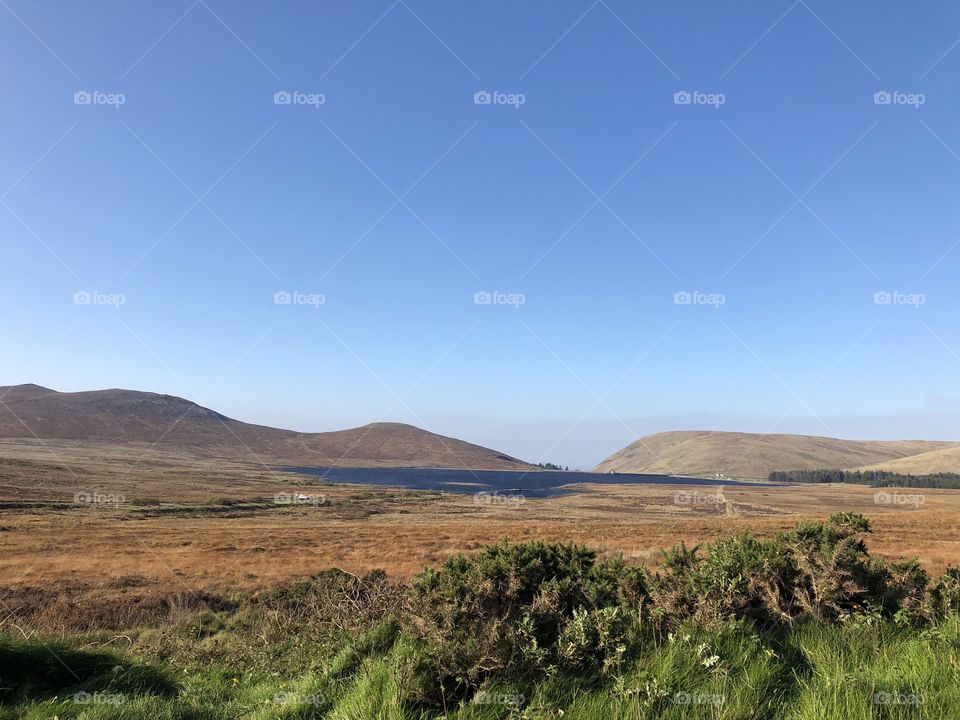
[3,513,960,719]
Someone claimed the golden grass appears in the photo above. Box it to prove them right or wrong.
[2,440,959,605]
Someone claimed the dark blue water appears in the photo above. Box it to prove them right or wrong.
[275,466,777,498]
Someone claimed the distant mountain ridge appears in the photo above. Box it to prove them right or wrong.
[595,430,960,479]
[0,384,530,470]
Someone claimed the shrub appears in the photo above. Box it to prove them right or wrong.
[777,513,890,622]
[404,541,648,703]
[254,568,402,643]
[882,559,929,621]
[556,606,632,674]
[652,533,796,627]
[403,516,939,708]
[929,567,960,619]
[650,513,929,628]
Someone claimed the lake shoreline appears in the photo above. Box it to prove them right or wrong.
[276,465,784,498]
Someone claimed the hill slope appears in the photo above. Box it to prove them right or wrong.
[0,384,529,470]
[594,430,958,479]
[855,445,960,474]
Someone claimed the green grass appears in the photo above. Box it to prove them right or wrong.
[786,619,960,719]
[3,619,959,719]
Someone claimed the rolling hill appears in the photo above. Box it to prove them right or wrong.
[855,445,960,475]
[594,430,959,479]
[0,384,530,470]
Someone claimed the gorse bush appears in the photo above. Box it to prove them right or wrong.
[555,605,634,674]
[653,513,931,627]
[405,541,648,701]
[929,566,960,619]
[653,533,797,626]
[777,512,891,622]
[256,567,402,640]
[404,514,958,707]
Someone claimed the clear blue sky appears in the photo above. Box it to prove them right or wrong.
[3,1,960,467]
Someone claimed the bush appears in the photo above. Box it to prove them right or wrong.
[556,606,633,674]
[652,533,796,627]
[402,518,945,706]
[254,568,402,643]
[778,512,891,622]
[882,559,929,621]
[929,567,960,619]
[405,541,648,703]
[650,513,930,628]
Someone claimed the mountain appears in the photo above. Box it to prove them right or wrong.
[0,384,530,470]
[855,445,960,474]
[594,430,959,479]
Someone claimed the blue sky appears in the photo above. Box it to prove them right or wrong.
[3,1,960,467]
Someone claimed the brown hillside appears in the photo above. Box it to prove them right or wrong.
[855,445,960,474]
[0,385,529,470]
[594,430,958,479]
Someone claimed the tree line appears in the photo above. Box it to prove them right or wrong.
[768,468,960,488]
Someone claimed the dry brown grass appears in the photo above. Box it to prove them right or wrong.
[2,440,959,609]
[595,430,958,478]
[856,444,960,474]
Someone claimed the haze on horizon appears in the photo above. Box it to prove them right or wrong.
[3,1,960,469]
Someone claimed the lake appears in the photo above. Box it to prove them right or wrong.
[275,466,776,498]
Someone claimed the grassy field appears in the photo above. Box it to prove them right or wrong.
[4,616,960,719]
[3,517,960,718]
[3,440,960,717]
